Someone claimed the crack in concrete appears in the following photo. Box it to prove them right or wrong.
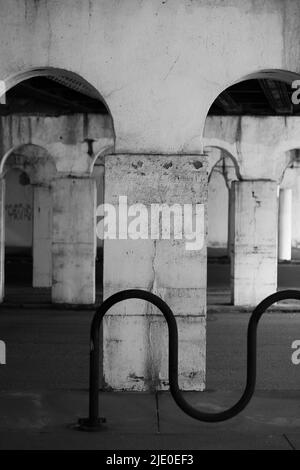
[163,54,180,81]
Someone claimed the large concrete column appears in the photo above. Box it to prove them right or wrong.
[278,188,292,261]
[0,179,5,302]
[231,180,278,306]
[33,185,52,287]
[103,154,207,391]
[52,177,96,304]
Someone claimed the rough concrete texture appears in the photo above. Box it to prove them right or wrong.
[52,178,96,304]
[103,155,207,390]
[104,315,206,391]
[0,389,299,449]
[204,116,300,181]
[5,169,33,248]
[0,114,114,176]
[231,181,278,306]
[1,0,300,153]
[3,144,57,184]
[33,186,52,287]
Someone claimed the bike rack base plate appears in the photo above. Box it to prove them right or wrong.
[76,417,107,432]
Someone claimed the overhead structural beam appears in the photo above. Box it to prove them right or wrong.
[259,79,292,114]
[215,91,242,114]
[18,83,92,113]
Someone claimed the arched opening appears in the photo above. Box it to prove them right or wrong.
[277,149,300,289]
[1,67,112,118]
[0,68,115,305]
[206,148,239,306]
[5,168,33,287]
[203,69,300,308]
[1,144,56,303]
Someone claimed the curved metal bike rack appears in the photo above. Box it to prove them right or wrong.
[78,288,300,431]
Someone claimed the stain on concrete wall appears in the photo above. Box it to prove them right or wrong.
[5,169,33,248]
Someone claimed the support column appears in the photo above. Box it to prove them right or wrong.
[278,188,292,261]
[33,186,52,287]
[52,177,96,304]
[0,179,5,302]
[228,182,235,259]
[231,180,278,306]
[103,155,207,391]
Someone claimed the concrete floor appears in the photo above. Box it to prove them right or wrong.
[0,307,299,391]
[0,259,300,448]
[0,305,300,448]
[0,390,299,449]
[3,258,300,306]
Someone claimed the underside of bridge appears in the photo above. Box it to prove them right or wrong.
[0,0,300,396]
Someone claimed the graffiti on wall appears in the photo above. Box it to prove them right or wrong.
[5,204,32,221]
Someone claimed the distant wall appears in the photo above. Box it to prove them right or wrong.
[281,166,300,249]
[5,169,33,249]
[5,166,105,250]
[208,170,228,249]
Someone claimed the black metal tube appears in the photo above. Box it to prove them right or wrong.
[79,288,300,429]
[89,323,100,425]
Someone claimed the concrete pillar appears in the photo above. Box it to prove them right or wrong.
[33,186,52,287]
[278,188,292,261]
[231,180,278,306]
[0,179,5,302]
[291,172,300,248]
[103,155,207,391]
[52,177,96,304]
[228,183,235,259]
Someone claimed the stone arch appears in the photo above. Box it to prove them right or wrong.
[202,68,300,306]
[272,142,300,184]
[0,68,117,304]
[202,69,300,179]
[90,143,115,174]
[203,69,300,121]
[1,67,116,176]
[1,66,115,140]
[204,139,241,182]
[206,145,240,261]
[1,143,57,182]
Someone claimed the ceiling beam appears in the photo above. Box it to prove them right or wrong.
[259,79,292,114]
[18,83,92,113]
[215,91,242,113]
